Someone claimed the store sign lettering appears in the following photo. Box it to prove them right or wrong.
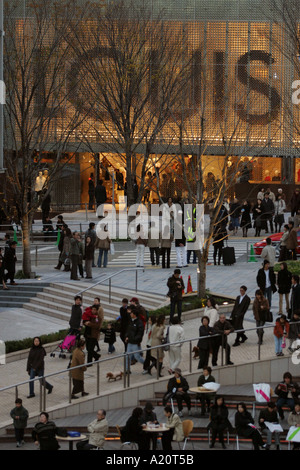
[67,47,281,126]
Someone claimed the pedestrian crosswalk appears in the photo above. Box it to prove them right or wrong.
[109,238,257,267]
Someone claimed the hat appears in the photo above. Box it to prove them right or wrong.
[130,297,139,303]
[174,368,182,375]
[278,188,282,192]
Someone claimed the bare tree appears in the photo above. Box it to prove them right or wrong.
[167,51,277,298]
[67,0,191,206]
[4,0,87,276]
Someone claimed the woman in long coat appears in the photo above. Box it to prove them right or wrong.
[70,339,88,399]
[240,200,252,237]
[208,396,233,449]
[149,314,165,377]
[235,402,265,450]
[197,316,214,370]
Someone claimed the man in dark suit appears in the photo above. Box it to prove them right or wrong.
[290,274,300,320]
[256,260,277,309]
[261,192,275,234]
[230,285,251,346]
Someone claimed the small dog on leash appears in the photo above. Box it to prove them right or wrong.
[106,371,124,382]
[192,346,199,359]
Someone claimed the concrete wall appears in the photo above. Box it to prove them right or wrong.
[46,354,299,422]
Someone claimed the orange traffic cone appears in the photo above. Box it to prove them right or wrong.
[180,276,185,295]
[186,275,193,294]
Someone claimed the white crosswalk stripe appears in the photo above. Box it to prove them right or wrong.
[109,239,256,266]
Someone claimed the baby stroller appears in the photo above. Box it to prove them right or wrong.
[50,332,77,359]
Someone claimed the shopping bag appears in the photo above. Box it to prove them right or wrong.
[253,383,271,402]
[286,426,300,442]
[110,243,115,255]
[202,382,221,392]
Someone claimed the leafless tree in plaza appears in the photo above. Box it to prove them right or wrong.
[67,0,192,206]
[4,0,88,276]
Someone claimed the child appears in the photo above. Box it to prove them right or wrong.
[101,322,116,354]
[10,398,29,447]
[274,314,290,356]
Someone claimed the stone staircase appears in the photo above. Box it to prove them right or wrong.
[0,283,50,309]
[21,280,168,323]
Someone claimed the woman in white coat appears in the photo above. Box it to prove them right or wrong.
[204,297,220,328]
[168,316,185,374]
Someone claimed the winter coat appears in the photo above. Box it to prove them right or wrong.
[240,204,252,228]
[213,319,234,344]
[100,327,116,344]
[32,420,60,451]
[275,380,300,400]
[273,318,290,339]
[290,283,300,318]
[84,242,94,261]
[87,418,108,448]
[165,413,184,442]
[258,408,279,431]
[123,415,145,443]
[256,267,277,293]
[10,406,29,429]
[167,275,185,301]
[82,307,104,340]
[151,324,165,360]
[197,325,214,350]
[197,374,216,401]
[208,405,233,431]
[26,344,47,373]
[261,245,276,267]
[125,317,144,345]
[204,306,220,328]
[277,268,292,294]
[95,183,107,205]
[288,318,300,340]
[288,411,300,427]
[70,347,87,381]
[167,375,189,394]
[69,304,82,331]
[229,295,251,330]
[286,229,298,250]
[252,297,270,322]
[168,324,185,348]
[4,246,17,270]
[235,411,256,437]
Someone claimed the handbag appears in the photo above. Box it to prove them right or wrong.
[64,257,70,266]
[162,327,170,351]
[265,310,273,323]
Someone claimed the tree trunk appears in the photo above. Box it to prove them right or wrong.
[22,212,32,278]
[197,246,209,298]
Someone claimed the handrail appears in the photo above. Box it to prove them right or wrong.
[1,321,297,415]
[76,267,145,303]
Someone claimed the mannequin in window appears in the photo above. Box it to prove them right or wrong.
[272,170,281,182]
[35,171,46,196]
[43,170,49,189]
[264,170,271,182]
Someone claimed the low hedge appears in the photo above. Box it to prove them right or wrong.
[274,260,300,275]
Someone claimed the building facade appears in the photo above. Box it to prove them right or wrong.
[4,0,300,211]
